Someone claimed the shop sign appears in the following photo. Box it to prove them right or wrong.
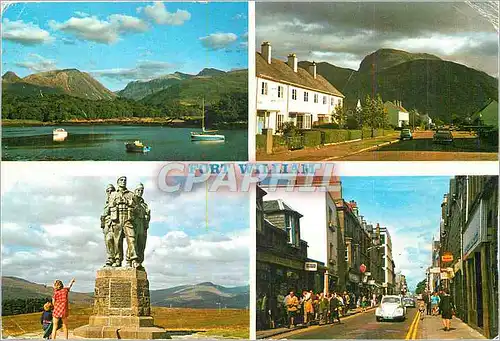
[349,273,360,283]
[305,262,318,271]
[463,201,485,259]
[430,267,441,274]
[453,259,462,273]
[441,252,453,263]
[440,272,450,280]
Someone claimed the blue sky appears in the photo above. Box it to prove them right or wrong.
[341,176,451,292]
[1,171,249,292]
[2,2,248,91]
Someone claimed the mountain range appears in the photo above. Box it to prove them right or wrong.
[2,276,249,309]
[298,48,498,122]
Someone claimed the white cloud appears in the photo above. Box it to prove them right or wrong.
[15,53,58,73]
[74,11,89,18]
[49,14,148,44]
[91,60,175,81]
[142,2,191,25]
[233,13,247,20]
[200,33,238,50]
[2,19,54,45]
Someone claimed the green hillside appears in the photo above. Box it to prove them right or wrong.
[298,61,356,91]
[141,70,248,106]
[116,72,194,100]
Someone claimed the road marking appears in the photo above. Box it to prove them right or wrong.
[405,311,420,340]
[411,311,421,339]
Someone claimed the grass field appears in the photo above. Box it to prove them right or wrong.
[1,304,249,339]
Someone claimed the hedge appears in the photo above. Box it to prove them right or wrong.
[273,135,287,148]
[256,134,266,149]
[349,130,362,140]
[302,130,322,147]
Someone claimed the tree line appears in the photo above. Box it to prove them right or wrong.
[2,297,51,316]
[2,91,248,124]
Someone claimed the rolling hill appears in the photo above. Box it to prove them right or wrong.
[2,276,93,304]
[303,49,498,123]
[150,282,249,309]
[140,69,248,107]
[2,277,248,309]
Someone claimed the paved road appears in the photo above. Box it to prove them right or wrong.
[279,308,419,339]
[340,131,497,161]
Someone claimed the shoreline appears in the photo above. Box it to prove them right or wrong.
[1,119,247,129]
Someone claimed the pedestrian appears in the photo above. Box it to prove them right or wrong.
[371,294,377,307]
[330,293,342,323]
[423,291,431,315]
[285,290,299,328]
[51,278,75,340]
[439,288,456,331]
[361,296,368,312]
[41,302,61,339]
[302,290,314,325]
[431,292,440,316]
[318,293,328,325]
[312,292,320,323]
[418,300,426,320]
[343,292,350,316]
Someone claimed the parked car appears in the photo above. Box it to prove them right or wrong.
[403,297,416,308]
[375,295,407,322]
[433,129,453,144]
[400,129,413,141]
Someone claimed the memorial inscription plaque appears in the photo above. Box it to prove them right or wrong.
[110,281,132,309]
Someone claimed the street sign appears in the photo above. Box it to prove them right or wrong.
[440,272,450,280]
[305,262,318,271]
[441,252,453,263]
[360,264,367,273]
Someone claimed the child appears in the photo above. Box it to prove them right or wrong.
[41,303,62,339]
[418,300,426,320]
[41,302,53,339]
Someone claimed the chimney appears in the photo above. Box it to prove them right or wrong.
[308,61,317,79]
[261,41,271,64]
[287,53,298,73]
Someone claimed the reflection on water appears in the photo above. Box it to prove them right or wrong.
[2,125,247,161]
[53,135,68,142]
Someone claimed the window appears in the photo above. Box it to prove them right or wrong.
[331,98,334,106]
[277,114,284,131]
[323,96,327,105]
[278,86,283,98]
[286,215,297,245]
[261,82,268,95]
[314,94,318,103]
[304,114,312,129]
[304,91,309,102]
[292,88,297,100]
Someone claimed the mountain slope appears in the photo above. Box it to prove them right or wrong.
[358,48,441,73]
[150,282,249,309]
[343,59,498,122]
[21,69,116,100]
[117,72,195,100]
[2,71,21,82]
[141,69,247,106]
[2,276,93,304]
[304,49,497,123]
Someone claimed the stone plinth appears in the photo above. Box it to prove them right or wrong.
[74,268,170,339]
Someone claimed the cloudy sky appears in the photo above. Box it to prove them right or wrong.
[1,163,249,292]
[263,176,451,292]
[256,2,498,76]
[1,2,248,90]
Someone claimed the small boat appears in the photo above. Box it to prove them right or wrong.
[125,140,151,153]
[191,98,225,142]
[53,128,68,138]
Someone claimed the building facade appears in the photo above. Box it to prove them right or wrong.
[256,41,345,134]
[379,226,396,294]
[384,101,410,128]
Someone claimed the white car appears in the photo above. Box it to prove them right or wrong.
[375,295,407,322]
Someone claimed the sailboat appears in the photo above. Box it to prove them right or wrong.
[190,98,225,142]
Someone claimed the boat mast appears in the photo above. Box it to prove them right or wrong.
[202,97,205,131]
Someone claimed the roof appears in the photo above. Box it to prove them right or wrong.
[384,101,408,113]
[470,99,498,127]
[263,199,303,217]
[256,52,344,98]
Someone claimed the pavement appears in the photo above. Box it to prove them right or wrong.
[416,313,486,339]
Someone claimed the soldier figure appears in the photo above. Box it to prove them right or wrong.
[101,184,121,266]
[134,183,150,267]
[108,176,140,268]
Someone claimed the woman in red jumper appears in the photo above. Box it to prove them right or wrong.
[51,278,75,339]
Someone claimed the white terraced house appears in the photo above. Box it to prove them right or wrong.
[256,41,345,134]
